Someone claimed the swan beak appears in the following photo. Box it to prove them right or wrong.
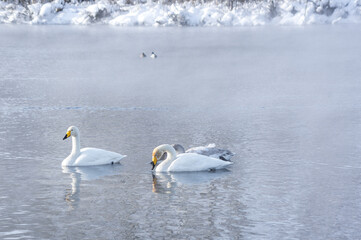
[151,155,157,170]
[63,131,71,140]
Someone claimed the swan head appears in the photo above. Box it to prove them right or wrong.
[151,144,174,170]
[63,126,80,140]
[151,148,163,170]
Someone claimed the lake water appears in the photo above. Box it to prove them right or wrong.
[1,25,361,239]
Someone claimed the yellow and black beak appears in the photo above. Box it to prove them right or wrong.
[151,155,157,170]
[63,131,71,140]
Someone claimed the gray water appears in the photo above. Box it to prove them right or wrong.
[1,25,361,239]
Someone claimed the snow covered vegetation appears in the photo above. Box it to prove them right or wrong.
[0,0,360,25]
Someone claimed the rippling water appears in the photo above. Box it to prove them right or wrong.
[1,25,361,239]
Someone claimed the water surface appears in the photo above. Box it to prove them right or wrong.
[1,25,361,239]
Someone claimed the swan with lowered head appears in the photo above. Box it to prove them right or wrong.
[62,126,126,167]
[151,144,232,172]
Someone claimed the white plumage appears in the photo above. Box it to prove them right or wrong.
[62,126,126,166]
[152,144,232,172]
[173,143,234,161]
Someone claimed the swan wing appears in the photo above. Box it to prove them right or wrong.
[167,153,232,172]
[73,148,126,166]
[186,144,235,161]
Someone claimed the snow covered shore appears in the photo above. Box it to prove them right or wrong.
[1,0,361,25]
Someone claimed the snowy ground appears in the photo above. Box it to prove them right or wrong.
[1,0,361,25]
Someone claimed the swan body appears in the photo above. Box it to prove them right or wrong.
[171,143,235,161]
[62,126,126,167]
[152,144,232,172]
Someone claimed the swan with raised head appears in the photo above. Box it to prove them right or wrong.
[62,126,126,167]
[172,143,234,161]
[151,144,233,172]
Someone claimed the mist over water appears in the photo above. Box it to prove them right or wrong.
[1,25,361,239]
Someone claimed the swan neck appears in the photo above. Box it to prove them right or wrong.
[71,135,81,156]
[154,145,177,172]
[164,146,177,162]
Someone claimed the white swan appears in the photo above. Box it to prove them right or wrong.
[151,144,233,172]
[172,143,234,161]
[62,126,126,166]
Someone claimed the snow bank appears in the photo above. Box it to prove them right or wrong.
[0,0,361,25]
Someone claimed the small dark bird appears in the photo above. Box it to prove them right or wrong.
[150,52,157,58]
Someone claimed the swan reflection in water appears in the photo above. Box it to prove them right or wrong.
[152,170,230,194]
[62,165,122,209]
